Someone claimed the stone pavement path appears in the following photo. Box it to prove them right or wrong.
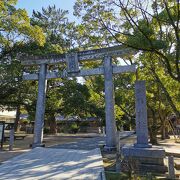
[0,131,135,180]
[0,147,105,180]
[158,139,180,157]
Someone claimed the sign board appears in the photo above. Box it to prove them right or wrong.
[66,53,80,73]
[0,121,5,149]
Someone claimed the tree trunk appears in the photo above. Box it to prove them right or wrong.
[161,120,166,140]
[149,128,158,144]
[149,109,158,145]
[159,111,170,140]
[49,115,57,134]
[14,105,20,132]
[161,119,170,139]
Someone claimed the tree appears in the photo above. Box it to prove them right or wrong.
[58,79,93,118]
[24,6,79,133]
[73,0,179,144]
[85,76,105,123]
[29,5,76,55]
[114,73,136,130]
[74,0,179,81]
[0,0,45,58]
[45,80,63,134]
[138,52,179,143]
[0,0,45,131]
[74,0,180,117]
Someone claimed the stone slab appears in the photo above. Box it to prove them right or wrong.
[135,81,149,146]
[122,146,167,174]
[139,164,167,173]
[0,147,105,180]
[163,143,180,158]
[122,145,166,158]
[175,160,180,170]
[124,156,164,165]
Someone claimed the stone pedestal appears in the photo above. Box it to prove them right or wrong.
[122,145,167,173]
[31,143,45,149]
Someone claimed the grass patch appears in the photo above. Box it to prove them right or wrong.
[105,171,129,180]
[105,171,161,180]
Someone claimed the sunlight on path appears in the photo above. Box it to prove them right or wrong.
[0,147,105,180]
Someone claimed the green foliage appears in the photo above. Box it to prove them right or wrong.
[0,0,45,50]
[44,127,50,134]
[136,51,180,142]
[1,0,179,139]
[58,79,92,118]
[72,0,179,139]
[105,171,129,180]
[20,119,29,125]
[0,0,45,115]
[70,122,79,134]
[31,5,76,54]
[74,0,179,82]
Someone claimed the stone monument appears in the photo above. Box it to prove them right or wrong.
[122,81,167,173]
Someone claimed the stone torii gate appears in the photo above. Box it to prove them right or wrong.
[21,45,136,149]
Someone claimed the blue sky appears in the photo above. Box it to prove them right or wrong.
[16,0,77,21]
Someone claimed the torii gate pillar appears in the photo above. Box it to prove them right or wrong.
[104,56,117,149]
[32,64,47,148]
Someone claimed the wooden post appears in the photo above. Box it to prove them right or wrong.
[104,56,117,150]
[32,64,47,148]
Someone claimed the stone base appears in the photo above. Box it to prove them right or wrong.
[134,143,152,148]
[30,143,45,148]
[122,145,165,158]
[121,145,167,174]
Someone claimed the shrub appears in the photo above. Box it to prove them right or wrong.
[70,123,79,134]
